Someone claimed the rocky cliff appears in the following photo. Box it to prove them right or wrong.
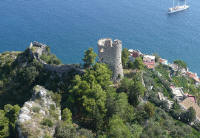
[17,85,61,138]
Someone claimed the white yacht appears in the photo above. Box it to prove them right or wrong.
[168,0,189,14]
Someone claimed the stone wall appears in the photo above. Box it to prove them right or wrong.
[29,42,84,75]
[98,38,123,81]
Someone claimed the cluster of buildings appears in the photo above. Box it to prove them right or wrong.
[143,55,156,69]
[128,49,156,69]
[128,49,142,58]
[186,71,200,84]
[128,49,168,69]
[180,97,200,121]
[168,85,200,121]
[128,49,200,84]
[170,85,185,102]
[158,92,174,109]
[169,85,200,121]
[128,49,200,121]
[159,58,169,66]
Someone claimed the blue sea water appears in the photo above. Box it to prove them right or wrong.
[0,0,200,74]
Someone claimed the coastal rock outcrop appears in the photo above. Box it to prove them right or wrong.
[17,85,61,138]
[98,38,124,81]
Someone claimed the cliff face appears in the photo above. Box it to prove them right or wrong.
[17,85,61,138]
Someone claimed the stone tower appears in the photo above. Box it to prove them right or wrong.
[98,38,124,81]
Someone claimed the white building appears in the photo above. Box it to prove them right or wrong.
[143,55,155,63]
[159,58,168,65]
[170,86,185,102]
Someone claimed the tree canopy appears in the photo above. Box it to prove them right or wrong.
[62,108,72,124]
[134,57,144,70]
[67,63,112,131]
[174,60,187,69]
[1,46,200,138]
[107,115,132,138]
[0,110,9,138]
[181,107,196,123]
[82,48,97,68]
[122,48,130,69]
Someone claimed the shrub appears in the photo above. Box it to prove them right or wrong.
[82,48,97,68]
[40,54,61,65]
[117,77,133,93]
[44,134,52,138]
[144,102,155,118]
[107,115,132,138]
[180,107,196,123]
[140,121,167,138]
[78,128,95,138]
[32,106,40,113]
[62,108,72,124]
[127,60,134,69]
[41,118,53,127]
[0,110,9,138]
[174,60,187,69]
[51,93,61,106]
[54,123,95,138]
[134,57,144,70]
[122,48,130,69]
[193,121,200,131]
[50,104,56,110]
[127,124,143,138]
[54,122,77,138]
[0,80,3,88]
[49,110,59,120]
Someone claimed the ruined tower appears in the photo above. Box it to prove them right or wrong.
[98,38,124,81]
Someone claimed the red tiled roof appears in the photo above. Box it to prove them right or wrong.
[147,65,155,69]
[159,58,165,63]
[143,60,155,69]
[186,72,200,82]
[187,72,196,78]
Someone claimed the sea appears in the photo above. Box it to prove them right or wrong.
[0,0,200,74]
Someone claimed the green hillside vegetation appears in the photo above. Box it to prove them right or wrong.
[0,46,200,138]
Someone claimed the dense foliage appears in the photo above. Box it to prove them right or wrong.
[0,47,200,138]
[122,48,130,69]
[174,60,187,69]
[134,57,145,70]
[82,48,97,68]
[0,104,20,138]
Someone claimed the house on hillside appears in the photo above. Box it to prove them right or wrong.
[159,58,168,65]
[128,49,142,61]
[186,71,200,84]
[179,97,200,121]
[169,63,179,72]
[143,55,156,69]
[170,85,185,102]
[180,68,188,75]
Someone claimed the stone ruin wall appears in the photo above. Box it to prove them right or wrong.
[98,38,123,81]
[29,41,83,75]
[29,40,123,80]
